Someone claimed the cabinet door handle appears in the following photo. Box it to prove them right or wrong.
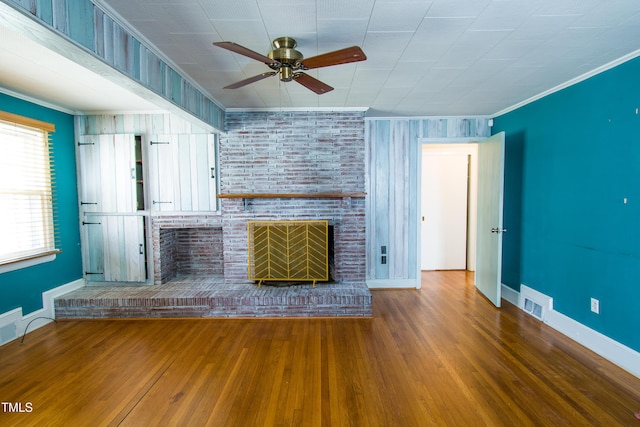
[139,244,144,255]
[131,168,136,179]
[211,167,215,179]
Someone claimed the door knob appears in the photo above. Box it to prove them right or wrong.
[491,228,507,233]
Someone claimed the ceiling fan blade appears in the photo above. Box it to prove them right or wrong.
[223,72,277,89]
[301,46,366,70]
[213,41,280,66]
[293,73,334,94]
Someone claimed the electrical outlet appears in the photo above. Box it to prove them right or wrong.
[590,298,600,314]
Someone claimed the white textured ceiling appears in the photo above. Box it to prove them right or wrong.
[3,0,640,118]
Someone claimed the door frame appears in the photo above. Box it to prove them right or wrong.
[416,138,480,289]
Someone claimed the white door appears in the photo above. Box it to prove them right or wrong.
[421,152,468,270]
[475,132,506,307]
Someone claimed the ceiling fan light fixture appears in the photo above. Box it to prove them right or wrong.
[213,36,366,94]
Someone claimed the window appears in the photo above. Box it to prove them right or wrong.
[0,111,59,267]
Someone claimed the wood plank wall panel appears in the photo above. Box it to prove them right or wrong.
[368,120,390,280]
[77,113,211,136]
[5,0,223,130]
[366,118,490,283]
[66,0,94,51]
[12,0,54,26]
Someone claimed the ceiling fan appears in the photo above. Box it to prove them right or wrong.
[213,37,366,94]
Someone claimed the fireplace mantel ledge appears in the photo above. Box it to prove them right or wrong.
[218,192,366,199]
[218,193,366,210]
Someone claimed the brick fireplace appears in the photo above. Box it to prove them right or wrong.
[219,111,367,287]
[219,197,363,284]
[55,110,371,318]
[148,111,367,288]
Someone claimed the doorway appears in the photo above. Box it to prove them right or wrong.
[419,143,478,272]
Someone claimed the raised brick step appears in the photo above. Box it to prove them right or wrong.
[54,276,372,318]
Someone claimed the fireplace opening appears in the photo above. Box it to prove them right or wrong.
[248,221,335,287]
[159,227,224,282]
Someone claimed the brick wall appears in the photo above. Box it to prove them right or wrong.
[158,228,178,283]
[176,228,224,276]
[220,111,366,285]
[221,111,365,194]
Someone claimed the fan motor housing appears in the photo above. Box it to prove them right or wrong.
[268,37,303,67]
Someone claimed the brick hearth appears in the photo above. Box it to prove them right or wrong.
[55,276,372,318]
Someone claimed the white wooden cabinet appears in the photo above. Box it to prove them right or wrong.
[83,215,147,282]
[77,134,141,213]
[77,131,217,283]
[148,134,217,212]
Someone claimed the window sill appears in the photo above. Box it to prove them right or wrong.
[0,251,59,274]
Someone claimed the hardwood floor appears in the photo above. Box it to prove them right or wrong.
[1,271,639,426]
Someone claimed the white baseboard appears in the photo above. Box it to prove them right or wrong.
[546,309,640,379]
[508,285,640,380]
[0,278,85,346]
[367,278,420,289]
[501,283,519,306]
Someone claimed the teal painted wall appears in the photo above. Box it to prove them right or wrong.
[0,93,83,315]
[494,56,640,353]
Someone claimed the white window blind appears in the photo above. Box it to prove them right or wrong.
[0,111,59,266]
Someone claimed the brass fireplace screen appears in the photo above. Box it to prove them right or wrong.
[248,220,329,287]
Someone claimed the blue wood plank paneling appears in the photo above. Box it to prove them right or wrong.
[8,0,34,13]
[4,0,224,130]
[51,0,67,34]
[66,0,94,50]
[388,121,409,279]
[406,120,421,280]
[8,0,53,26]
[372,121,390,280]
[113,25,133,74]
[170,69,182,104]
[131,38,141,81]
[94,8,105,58]
[366,117,491,282]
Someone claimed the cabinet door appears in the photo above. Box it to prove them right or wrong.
[78,134,137,213]
[84,215,147,282]
[149,134,217,212]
